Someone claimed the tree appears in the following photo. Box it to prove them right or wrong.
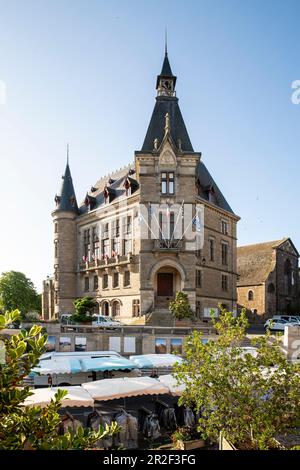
[71,297,98,323]
[169,291,193,321]
[0,310,118,449]
[0,271,41,317]
[173,307,300,450]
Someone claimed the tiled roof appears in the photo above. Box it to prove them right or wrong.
[237,238,289,286]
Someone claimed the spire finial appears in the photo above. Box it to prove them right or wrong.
[66,143,69,164]
[165,28,168,56]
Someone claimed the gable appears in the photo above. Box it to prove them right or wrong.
[277,238,299,257]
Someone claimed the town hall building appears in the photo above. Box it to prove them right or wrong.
[42,49,240,325]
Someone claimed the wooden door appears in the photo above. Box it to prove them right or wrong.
[157,273,173,297]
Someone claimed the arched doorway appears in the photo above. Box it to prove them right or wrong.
[111,300,120,317]
[101,301,109,316]
[155,266,182,308]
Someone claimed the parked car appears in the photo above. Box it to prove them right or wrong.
[264,317,300,332]
[92,315,122,328]
[60,313,76,325]
[270,315,300,323]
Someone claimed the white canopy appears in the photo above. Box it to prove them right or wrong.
[129,354,183,369]
[22,386,94,408]
[158,374,186,396]
[32,358,82,375]
[82,376,169,401]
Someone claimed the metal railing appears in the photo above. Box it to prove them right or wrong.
[154,239,183,250]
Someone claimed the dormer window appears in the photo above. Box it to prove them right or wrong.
[205,185,216,204]
[103,187,109,204]
[84,194,96,210]
[161,172,174,195]
[54,194,61,206]
[124,178,131,196]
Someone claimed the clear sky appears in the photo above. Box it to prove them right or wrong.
[0,0,299,292]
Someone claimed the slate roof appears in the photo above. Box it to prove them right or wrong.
[54,162,78,213]
[78,164,138,215]
[160,53,174,77]
[141,96,193,152]
[237,239,289,287]
[196,160,234,214]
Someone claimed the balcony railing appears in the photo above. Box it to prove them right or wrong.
[154,239,184,251]
[78,253,135,271]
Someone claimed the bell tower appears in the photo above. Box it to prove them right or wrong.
[52,151,78,317]
[156,45,177,97]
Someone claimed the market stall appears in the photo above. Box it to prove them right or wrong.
[81,376,169,401]
[22,386,94,408]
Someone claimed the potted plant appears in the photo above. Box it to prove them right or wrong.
[171,426,206,450]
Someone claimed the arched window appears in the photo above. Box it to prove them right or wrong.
[111,300,120,317]
[248,290,254,301]
[101,301,109,316]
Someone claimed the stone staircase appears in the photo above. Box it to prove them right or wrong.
[145,309,175,327]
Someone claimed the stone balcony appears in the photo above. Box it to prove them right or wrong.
[78,253,138,272]
[153,239,184,251]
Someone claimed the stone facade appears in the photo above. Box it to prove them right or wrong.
[44,50,239,325]
[41,276,56,320]
[237,238,299,321]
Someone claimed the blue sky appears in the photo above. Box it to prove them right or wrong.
[0,0,299,291]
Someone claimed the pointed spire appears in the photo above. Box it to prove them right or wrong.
[141,45,193,153]
[54,152,78,213]
[156,38,177,92]
[165,28,168,56]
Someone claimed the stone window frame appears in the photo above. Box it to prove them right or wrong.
[132,299,140,317]
[84,277,90,292]
[161,171,175,195]
[196,269,202,288]
[113,271,119,289]
[248,290,254,301]
[93,275,98,291]
[221,240,229,266]
[209,236,215,262]
[221,218,229,235]
[221,273,228,291]
[102,273,109,290]
[124,270,131,288]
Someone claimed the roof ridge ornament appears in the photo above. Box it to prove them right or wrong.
[164,112,171,136]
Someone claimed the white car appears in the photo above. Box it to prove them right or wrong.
[92,315,122,328]
[264,317,300,332]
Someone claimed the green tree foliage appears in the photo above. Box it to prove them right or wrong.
[71,297,98,323]
[169,291,193,320]
[173,307,300,449]
[0,271,41,317]
[0,310,118,449]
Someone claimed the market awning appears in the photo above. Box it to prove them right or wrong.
[22,386,94,408]
[82,376,169,401]
[79,356,139,372]
[129,354,183,369]
[157,374,186,396]
[32,358,82,375]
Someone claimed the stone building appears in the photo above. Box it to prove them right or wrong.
[45,48,239,325]
[41,276,56,320]
[237,238,299,321]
